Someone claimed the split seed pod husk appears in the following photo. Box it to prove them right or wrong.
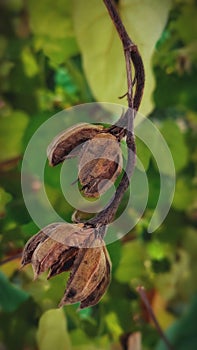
[22,223,111,308]
[79,133,122,198]
[22,222,92,279]
[59,235,110,307]
[80,245,111,309]
[47,123,103,166]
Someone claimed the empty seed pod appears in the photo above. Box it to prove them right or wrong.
[22,223,111,308]
[47,123,104,166]
[78,133,123,198]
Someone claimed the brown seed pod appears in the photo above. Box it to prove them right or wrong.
[22,222,111,308]
[78,133,123,198]
[80,245,111,309]
[47,123,104,166]
[21,223,62,267]
[59,236,107,307]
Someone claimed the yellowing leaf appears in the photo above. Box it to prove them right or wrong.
[0,258,21,278]
[152,292,175,330]
[73,0,172,115]
[37,309,71,350]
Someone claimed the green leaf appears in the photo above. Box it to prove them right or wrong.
[37,309,71,350]
[27,0,79,65]
[0,187,12,215]
[153,249,190,301]
[73,0,172,115]
[159,119,188,172]
[0,110,29,161]
[136,137,152,170]
[147,241,171,260]
[156,294,197,350]
[172,2,197,44]
[115,241,146,283]
[173,177,195,211]
[71,329,110,350]
[0,272,29,312]
[105,312,123,340]
[21,47,39,77]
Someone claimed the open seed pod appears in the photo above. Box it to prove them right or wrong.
[78,133,123,198]
[59,235,112,308]
[21,223,111,308]
[47,123,104,166]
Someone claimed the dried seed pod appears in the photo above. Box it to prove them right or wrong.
[47,123,103,166]
[59,236,106,306]
[80,245,111,309]
[31,237,76,279]
[21,223,62,267]
[79,133,122,198]
[22,222,111,309]
[22,222,96,279]
[48,247,78,279]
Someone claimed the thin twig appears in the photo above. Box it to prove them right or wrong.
[0,253,22,266]
[0,156,22,169]
[136,286,174,350]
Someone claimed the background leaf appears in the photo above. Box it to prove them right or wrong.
[37,309,71,350]
[0,272,29,312]
[73,0,172,116]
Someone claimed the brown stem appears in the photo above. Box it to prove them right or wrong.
[102,0,145,111]
[136,286,174,350]
[88,109,135,227]
[103,0,133,47]
[87,0,143,227]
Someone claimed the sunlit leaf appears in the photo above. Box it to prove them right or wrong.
[105,312,123,340]
[21,47,39,77]
[73,0,172,115]
[37,309,71,350]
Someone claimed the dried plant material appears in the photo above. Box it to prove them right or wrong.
[80,245,111,309]
[21,223,62,267]
[71,209,94,223]
[47,123,103,166]
[59,236,105,306]
[127,332,142,350]
[48,247,78,279]
[22,223,111,308]
[79,133,122,198]
[31,237,76,279]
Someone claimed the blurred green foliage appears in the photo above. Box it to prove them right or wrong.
[0,0,197,349]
